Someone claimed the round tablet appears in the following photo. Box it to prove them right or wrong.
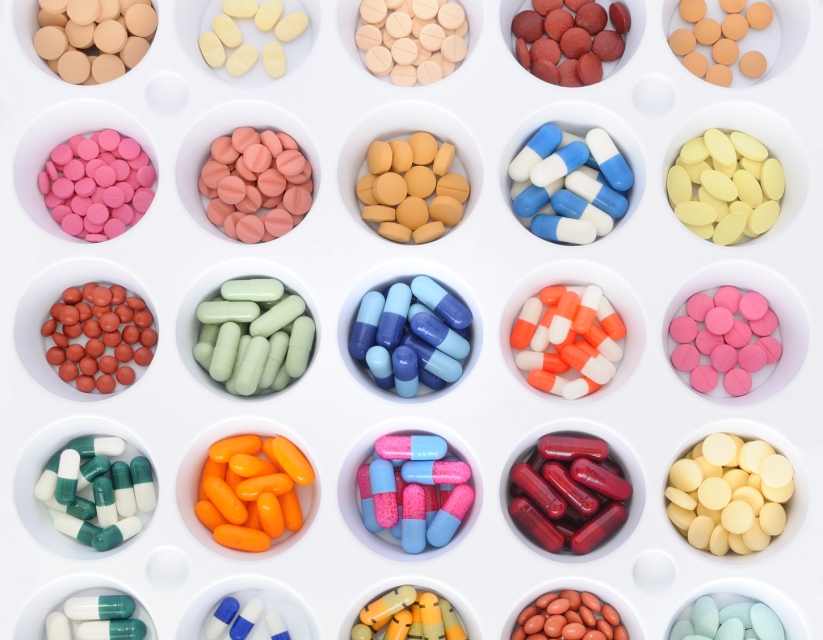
[691,365,719,393]
[679,0,706,22]
[723,367,752,396]
[710,344,737,373]
[665,486,697,510]
[419,23,446,51]
[407,132,438,165]
[669,315,699,343]
[758,502,786,536]
[670,458,704,492]
[738,291,768,320]
[91,53,126,83]
[746,2,773,29]
[703,433,737,467]
[706,64,733,87]
[668,28,696,56]
[34,26,68,60]
[405,165,436,198]
[698,477,732,510]
[390,64,418,86]
[436,173,469,202]
[412,0,439,19]
[721,13,748,40]
[687,293,715,321]
[671,344,701,371]
[721,500,754,534]
[95,19,128,53]
[441,35,467,62]
[360,0,388,23]
[694,18,721,45]
[57,50,91,84]
[749,309,777,336]
[367,141,393,175]
[124,4,157,37]
[738,343,767,372]
[740,440,775,474]
[236,214,265,243]
[438,2,465,30]
[396,196,429,230]
[373,172,408,205]
[756,336,782,363]
[688,515,715,549]
[759,454,792,488]
[739,51,767,79]
[724,320,752,349]
[392,37,419,64]
[713,286,741,312]
[695,329,724,355]
[365,45,394,76]
[712,38,738,65]
[720,0,745,11]
[67,0,101,25]
[356,24,383,50]
[705,307,734,335]
[417,59,444,84]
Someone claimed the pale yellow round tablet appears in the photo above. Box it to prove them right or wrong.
[739,157,763,181]
[120,35,150,67]
[360,0,388,24]
[226,44,258,76]
[680,137,710,164]
[429,195,463,226]
[748,472,761,490]
[57,49,91,83]
[222,0,257,18]
[391,37,418,64]
[692,443,704,463]
[355,24,383,50]
[697,502,722,525]
[275,11,308,41]
[362,204,396,222]
[412,220,446,244]
[732,485,764,516]
[432,142,454,175]
[698,477,732,510]
[431,51,455,76]
[683,450,693,460]
[761,478,793,503]
[727,434,745,466]
[713,211,747,245]
[728,532,752,554]
[760,158,785,200]
[95,19,128,53]
[741,518,770,551]
[436,173,469,202]
[694,456,722,479]
[365,45,394,76]
[405,165,436,198]
[386,11,413,37]
[437,2,464,29]
[701,170,738,202]
[759,455,793,488]
[390,64,417,85]
[412,0,438,19]
[213,14,242,48]
[667,502,697,530]
[67,0,100,25]
[255,0,284,31]
[396,196,428,229]
[418,23,445,51]
[263,41,285,78]
[670,459,704,493]
[722,469,750,492]
[40,0,69,15]
[667,165,692,206]
[39,10,69,27]
[702,433,737,467]
[688,515,715,549]
[666,486,697,510]
[721,500,755,534]
[759,502,786,536]
[440,34,466,62]
[124,3,156,36]
[378,221,412,242]
[98,0,120,20]
[91,52,125,82]
[34,26,69,60]
[66,20,95,48]
[740,440,775,473]
[704,128,736,166]
[357,174,379,204]
[709,524,729,556]
[732,170,762,208]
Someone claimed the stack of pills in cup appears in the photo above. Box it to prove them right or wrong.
[34,0,156,84]
[666,432,792,556]
[203,596,292,640]
[200,127,313,243]
[509,123,633,245]
[46,593,148,640]
[509,434,631,555]
[192,278,316,396]
[511,590,628,640]
[39,131,156,242]
[668,287,782,397]
[350,586,468,640]
[511,1,631,86]
[195,434,314,553]
[43,283,158,394]
[511,284,626,400]
[357,132,470,244]
[199,0,309,78]
[348,276,472,398]
[355,0,469,86]
[671,595,784,640]
[357,434,474,554]
[667,129,784,244]
[34,436,156,552]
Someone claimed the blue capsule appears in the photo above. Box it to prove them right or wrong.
[408,303,471,340]
[229,599,264,640]
[369,459,396,495]
[418,368,447,390]
[375,283,412,350]
[361,494,382,532]
[551,190,614,236]
[349,291,385,360]
[409,312,470,360]
[410,276,472,330]
[390,506,403,539]
[365,346,394,390]
[392,345,419,399]
[565,170,628,219]
[512,178,564,217]
[586,128,634,192]
[402,334,463,383]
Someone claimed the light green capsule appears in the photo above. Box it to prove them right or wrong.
[196,301,261,324]
[285,316,315,378]
[271,363,293,391]
[221,278,284,302]
[236,336,270,396]
[193,323,220,369]
[281,321,294,333]
[225,335,251,395]
[250,295,306,337]
[259,331,290,389]
[209,322,241,382]
[237,322,250,334]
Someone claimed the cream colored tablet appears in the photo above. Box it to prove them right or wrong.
[761,478,793,503]
[688,514,715,549]
[223,0,258,18]
[365,45,393,76]
[263,41,286,78]
[722,469,749,492]
[731,486,764,516]
[721,500,755,534]
[698,477,732,510]
[360,0,388,24]
[667,502,697,530]
[386,11,412,37]
[666,486,697,510]
[437,2,464,29]
[226,44,258,76]
[709,524,730,556]
[702,433,737,467]
[418,23,445,51]
[669,458,704,492]
[356,24,383,50]
[758,502,786,536]
[274,11,308,41]
[199,32,226,67]
[213,14,242,47]
[255,0,283,31]
[740,440,775,473]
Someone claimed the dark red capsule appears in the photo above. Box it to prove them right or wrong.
[598,457,624,478]
[570,458,633,502]
[511,462,567,520]
[527,447,547,472]
[541,462,601,517]
[538,434,609,461]
[554,519,579,541]
[510,483,525,499]
[569,503,628,554]
[509,497,566,553]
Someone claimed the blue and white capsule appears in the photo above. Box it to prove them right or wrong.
[365,345,394,390]
[551,190,614,236]
[409,312,470,360]
[230,598,264,640]
[529,141,590,187]
[559,131,598,168]
[266,611,292,640]
[410,276,472,330]
[349,291,385,360]
[565,170,628,219]
[418,368,447,390]
[512,177,564,217]
[508,124,563,182]
[392,346,419,398]
[531,214,597,245]
[204,597,240,640]
[35,451,61,501]
[402,335,463,383]
[375,283,412,350]
[585,128,634,191]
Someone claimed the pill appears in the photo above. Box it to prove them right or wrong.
[275,11,309,41]
[746,2,773,29]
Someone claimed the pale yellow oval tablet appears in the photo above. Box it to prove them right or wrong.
[761,478,793,503]
[355,24,382,50]
[675,201,717,226]
[698,477,732,510]
[223,0,257,18]
[688,515,715,549]
[680,138,710,163]
[441,34,466,62]
[386,11,412,37]
[758,502,786,536]
[263,41,285,78]
[730,200,753,217]
[684,223,715,239]
[255,0,283,31]
[728,532,752,554]
[676,158,710,183]
[748,200,779,235]
[226,43,258,76]
[213,14,242,47]
[390,63,417,85]
[437,2,464,29]
[731,485,764,516]
[709,524,730,556]
[739,157,763,181]
[412,0,438,19]
[378,221,412,242]
[697,186,728,218]
[275,11,308,41]
[721,500,755,534]
[760,158,785,200]
[412,220,446,244]
[360,0,387,23]
[667,165,692,206]
[391,37,418,64]
[703,433,737,466]
[701,170,739,202]
[729,131,768,161]
[666,486,697,510]
[667,502,697,530]
[713,160,737,179]
[365,45,393,76]
[419,23,446,51]
[362,204,396,222]
[713,211,747,245]
[732,170,763,207]
[748,472,761,490]
[722,469,750,492]
[759,454,793,488]
[704,128,737,166]
[740,440,775,473]
[670,458,703,492]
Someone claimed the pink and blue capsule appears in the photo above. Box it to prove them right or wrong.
[419,368,447,391]
[373,448,403,467]
[437,455,460,505]
[565,170,628,219]
[513,177,564,217]
[410,276,472,330]
[358,464,383,533]
[409,312,470,360]
[551,190,614,237]
[401,460,471,485]
[423,484,438,527]
[376,283,412,350]
[349,291,386,360]
[77,455,112,491]
[369,459,399,529]
[426,484,475,548]
[230,598,264,640]
[508,124,563,182]
[531,215,596,245]
[366,346,394,390]
[402,335,462,383]
[529,141,589,187]
[34,451,61,501]
[390,470,407,538]
[204,597,239,640]
[585,129,633,192]
[266,611,292,640]
[392,345,419,398]
[408,303,470,341]
[401,484,427,554]
[376,435,448,461]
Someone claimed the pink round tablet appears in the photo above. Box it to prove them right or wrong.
[103,218,127,238]
[61,213,84,236]
[669,315,699,343]
[111,160,131,181]
[68,136,85,153]
[116,181,135,201]
[713,286,742,313]
[705,307,734,335]
[687,293,715,321]
[738,343,767,372]
[275,150,306,177]
[724,368,753,396]
[283,187,312,215]
[86,203,110,225]
[94,166,117,188]
[112,204,135,225]
[723,320,752,349]
[52,178,75,199]
[51,144,73,165]
[46,161,59,181]
[77,139,100,161]
[276,132,298,150]
[118,138,141,160]
[51,205,71,223]
[710,344,737,373]
[85,158,105,179]
[84,216,104,233]
[98,129,121,151]
[99,152,116,165]
[38,172,51,195]
[264,209,294,238]
[690,365,719,393]
[91,188,104,204]
[70,196,92,215]
[750,309,778,336]
[739,291,769,321]
[85,233,108,242]
[136,166,157,187]
[756,336,782,364]
[63,159,86,181]
[695,328,724,355]
[128,152,149,170]
[44,192,65,208]
[671,343,700,372]
[132,188,155,213]
[102,186,126,208]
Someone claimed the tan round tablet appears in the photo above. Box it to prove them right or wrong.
[694,18,721,45]
[373,172,408,205]
[389,140,413,172]
[365,45,394,76]
[362,204,396,222]
[419,23,446,51]
[67,0,100,25]
[441,34,467,62]
[38,10,69,27]
[405,165,437,197]
[746,2,773,28]
[378,221,413,242]
[670,458,703,492]
[66,20,95,48]
[698,476,732,510]
[668,28,696,56]
[119,35,150,67]
[413,220,446,244]
[412,0,438,19]
[57,49,91,83]
[437,2,464,29]
[407,132,438,165]
[34,26,69,60]
[124,4,157,37]
[367,140,393,175]
[720,0,745,11]
[436,172,469,202]
[356,24,383,50]
[94,19,128,53]
[360,0,388,24]
[682,51,709,78]
[721,13,748,40]
[679,0,706,23]
[740,50,767,78]
[386,11,413,37]
[98,0,120,20]
[431,51,455,76]
[40,0,69,15]
[357,174,380,204]
[391,37,418,64]
[429,195,463,226]
[92,52,126,82]
[396,195,429,230]
[390,64,418,85]
[758,502,786,536]
[432,142,455,175]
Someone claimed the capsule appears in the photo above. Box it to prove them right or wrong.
[234,473,293,500]
[197,300,261,324]
[559,344,612,385]
[401,484,427,554]
[437,455,460,505]
[570,458,633,502]
[549,291,580,345]
[410,276,472,331]
[235,335,270,395]
[513,178,564,217]
[351,624,374,640]
[221,278,284,302]
[93,477,119,528]
[532,214,597,245]
[391,470,407,539]
[409,312,470,360]
[418,368,447,391]
[213,524,271,552]
[509,124,563,181]
[427,484,474,547]
[285,316,315,378]
[527,370,568,396]
[551,190,614,236]
[264,435,315,486]
[194,323,220,370]
[423,484,438,527]
[559,131,598,167]
[510,297,542,350]
[64,595,136,621]
[225,334,252,395]
[583,323,624,362]
[569,502,628,554]
[365,345,394,390]
[438,599,467,640]
[210,322,242,382]
[68,437,126,458]
[211,435,263,462]
[530,141,589,187]
[538,434,608,461]
[47,611,71,640]
[271,363,292,391]
[526,306,553,352]
[516,351,569,374]
[386,610,413,640]
[130,456,157,512]
[76,619,147,640]
[358,464,383,533]
[508,497,565,553]
[77,455,112,491]
[376,283,413,350]
[401,460,471,485]
[586,128,633,192]
[540,286,586,306]
[266,610,292,640]
[401,335,463,383]
[204,597,240,640]
[419,593,445,640]
[375,435,447,461]
[35,451,61,501]
[510,462,566,520]
[565,170,628,219]
[249,295,306,338]
[359,586,417,630]
[408,303,471,341]
[259,331,290,389]
[369,459,399,528]
[541,462,600,518]
[92,516,143,551]
[596,296,626,340]
[572,285,603,335]
[576,340,616,380]
[392,346,419,398]
[56,449,81,505]
[53,513,101,546]
[349,291,386,359]
[230,598,264,640]
[563,376,602,400]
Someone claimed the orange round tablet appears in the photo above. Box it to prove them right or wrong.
[694,18,721,45]
[679,0,707,23]
[746,2,773,29]
[706,64,733,87]
[739,50,767,78]
[682,51,709,77]
[712,38,739,65]
[668,28,696,56]
[720,0,746,12]
[721,13,749,40]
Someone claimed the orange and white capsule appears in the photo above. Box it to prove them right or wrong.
[559,344,611,384]
[549,291,580,345]
[555,328,577,353]
[583,323,624,362]
[540,285,586,306]
[530,307,555,352]
[563,376,602,400]
[576,340,616,380]
[596,296,626,340]
[527,369,569,396]
[516,351,570,373]
[572,285,602,334]
[510,297,543,349]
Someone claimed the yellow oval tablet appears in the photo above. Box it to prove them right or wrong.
[703,433,737,466]
[667,502,697,530]
[759,454,793,488]
[709,524,730,556]
[761,478,793,503]
[731,485,764,516]
[760,158,785,200]
[680,137,710,164]
[701,170,739,201]
[223,0,258,18]
[758,502,786,536]
[698,188,729,222]
[275,11,308,42]
[213,14,242,48]
[667,165,692,206]
[721,500,754,534]
[713,160,737,179]
[255,0,283,31]
[199,31,226,67]
[742,518,770,551]
[698,477,732,510]
[670,458,704,492]
[704,128,737,166]
[675,201,717,226]
[729,200,753,216]
[730,131,769,161]
[226,44,258,76]
[713,211,747,245]
[684,222,715,239]
[666,486,697,510]
[748,200,780,235]
[732,170,763,207]
[263,41,286,78]
[688,515,715,549]
[739,157,763,180]
[676,157,711,184]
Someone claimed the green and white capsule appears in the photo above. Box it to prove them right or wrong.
[221,278,284,302]
[68,437,126,458]
[236,335,270,395]
[53,513,101,546]
[56,449,81,505]
[209,322,242,382]
[77,619,147,640]
[111,461,137,517]
[93,477,119,528]
[225,334,251,395]
[77,455,112,491]
[130,457,156,512]
[196,300,261,324]
[285,316,315,378]
[271,363,292,392]
[92,516,143,551]
[46,611,72,640]
[193,323,220,370]
[46,495,97,520]
[259,331,289,389]
[249,295,306,338]
[65,595,136,620]
[35,451,61,501]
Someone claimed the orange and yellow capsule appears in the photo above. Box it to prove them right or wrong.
[360,586,417,630]
[438,599,467,640]
[419,593,445,640]
[386,610,413,640]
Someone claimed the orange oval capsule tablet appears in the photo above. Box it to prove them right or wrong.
[278,487,304,532]
[225,468,243,494]
[209,434,263,462]
[204,476,249,525]
[229,453,277,478]
[245,499,263,531]
[199,458,228,501]
[258,492,285,538]
[213,524,271,552]
[234,473,294,500]
[263,437,315,486]
[195,500,229,531]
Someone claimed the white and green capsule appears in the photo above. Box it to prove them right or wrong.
[67,437,126,458]
[235,335,270,396]
[285,316,315,378]
[196,300,261,324]
[221,278,284,302]
[193,323,220,370]
[249,295,306,338]
[93,477,119,528]
[45,495,97,520]
[55,449,81,505]
[111,461,137,517]
[65,595,136,620]
[92,516,143,552]
[35,451,61,501]
[77,456,112,491]
[259,331,289,389]
[53,513,101,546]
[77,619,147,640]
[271,363,293,392]
[130,457,156,512]
[209,322,242,382]
[46,611,72,640]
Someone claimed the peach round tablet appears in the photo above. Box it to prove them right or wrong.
[691,365,718,393]
[236,215,265,243]
[390,64,418,85]
[94,19,128,53]
[694,18,721,45]
[373,172,408,205]
[668,28,696,56]
[283,187,312,215]
[720,0,745,11]
[66,21,95,48]
[408,132,438,165]
[265,209,294,237]
[34,26,69,60]
[416,59,444,84]
[428,196,463,226]
[276,150,306,177]
[395,196,429,230]
[418,23,445,51]
[721,13,748,40]
[740,50,767,78]
[392,37,419,64]
[404,165,436,198]
[412,220,445,244]
[67,0,101,25]
[390,140,414,173]
[682,52,708,78]
[412,0,439,19]
[356,24,383,50]
[706,64,733,87]
[679,0,706,23]
[57,50,92,83]
[746,2,773,29]
[218,176,247,204]
[366,45,394,75]
[378,221,413,242]
[672,344,700,371]
[386,11,413,37]
[92,53,126,82]
[357,174,379,204]
[441,34,467,62]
